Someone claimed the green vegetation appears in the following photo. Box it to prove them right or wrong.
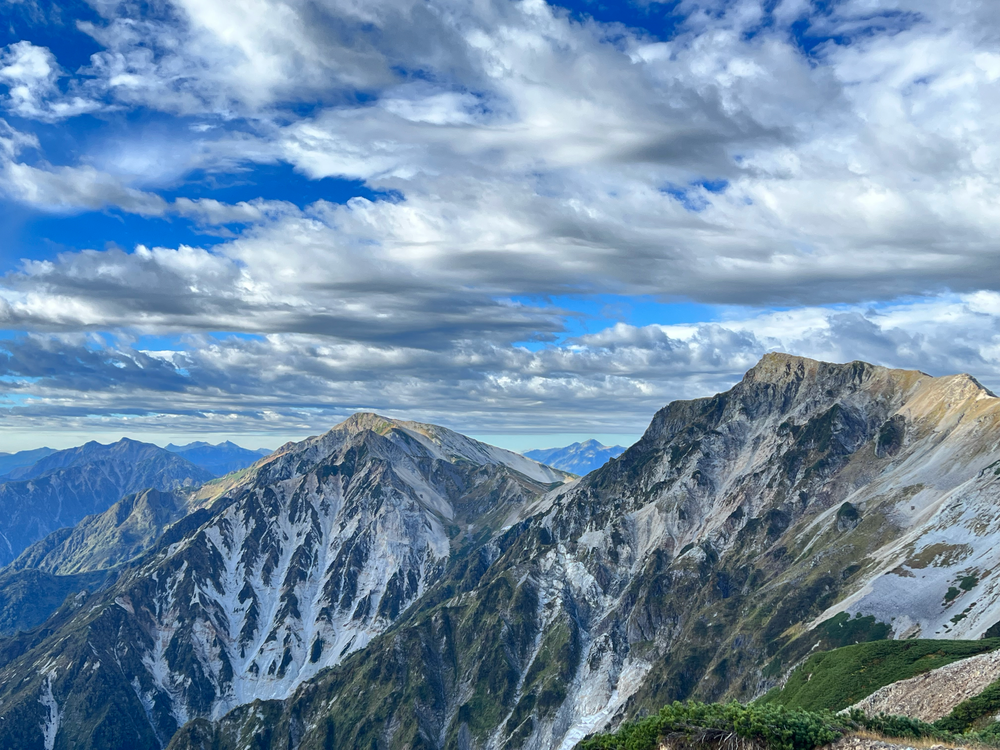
[935,677,1000,733]
[578,700,1000,750]
[760,637,1000,711]
[578,701,850,750]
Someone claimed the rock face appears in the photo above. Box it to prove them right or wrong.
[12,355,1000,750]
[0,414,571,749]
[851,648,1000,722]
[0,438,213,566]
[525,439,627,475]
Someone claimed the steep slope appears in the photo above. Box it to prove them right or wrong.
[10,488,188,575]
[0,567,111,636]
[163,354,1000,750]
[0,447,56,477]
[0,438,213,566]
[525,439,626,475]
[850,648,1000,722]
[165,441,272,477]
[0,414,571,749]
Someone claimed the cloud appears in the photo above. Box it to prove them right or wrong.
[0,41,99,120]
[2,0,1000,436]
[4,294,1000,440]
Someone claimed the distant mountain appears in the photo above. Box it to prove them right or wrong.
[0,447,57,478]
[11,488,189,575]
[524,438,626,474]
[164,440,271,477]
[0,438,213,566]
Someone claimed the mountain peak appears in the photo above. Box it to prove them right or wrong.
[742,352,930,388]
[336,412,398,435]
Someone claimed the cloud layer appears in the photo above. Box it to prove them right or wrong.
[1,0,999,440]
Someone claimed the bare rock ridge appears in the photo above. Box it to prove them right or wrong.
[851,648,1000,723]
[5,355,1000,750]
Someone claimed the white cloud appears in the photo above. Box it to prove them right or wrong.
[5,293,1000,439]
[0,41,99,120]
[2,0,1000,435]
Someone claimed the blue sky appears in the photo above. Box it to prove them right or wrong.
[1,0,1000,453]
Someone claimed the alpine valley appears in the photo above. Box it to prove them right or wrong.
[6,355,1000,750]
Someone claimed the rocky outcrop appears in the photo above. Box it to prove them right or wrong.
[851,649,1000,722]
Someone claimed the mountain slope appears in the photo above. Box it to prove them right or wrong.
[161,354,1000,750]
[525,439,626,475]
[165,441,272,477]
[0,414,571,749]
[0,567,111,636]
[0,447,57,478]
[10,488,189,575]
[0,438,213,566]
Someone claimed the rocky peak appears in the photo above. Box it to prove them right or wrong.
[335,411,399,436]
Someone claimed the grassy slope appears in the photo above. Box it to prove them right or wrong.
[759,638,1000,711]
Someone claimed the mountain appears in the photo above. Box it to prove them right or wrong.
[0,447,57,478]
[10,488,189,575]
[0,413,571,749]
[525,439,626,475]
[0,567,111,637]
[164,441,272,477]
[9,355,1000,750]
[0,438,214,566]
[156,354,1000,749]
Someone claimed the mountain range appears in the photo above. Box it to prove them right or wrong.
[0,447,57,478]
[3,354,1000,749]
[524,439,626,475]
[0,438,213,567]
[164,441,272,477]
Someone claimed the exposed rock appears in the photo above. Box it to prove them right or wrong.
[850,648,1000,722]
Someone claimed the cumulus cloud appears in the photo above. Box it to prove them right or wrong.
[0,41,99,120]
[1,0,1000,436]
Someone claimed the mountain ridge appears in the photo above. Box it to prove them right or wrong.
[0,438,213,566]
[6,356,1000,749]
[165,441,272,477]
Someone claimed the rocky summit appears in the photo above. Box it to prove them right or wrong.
[5,355,1000,750]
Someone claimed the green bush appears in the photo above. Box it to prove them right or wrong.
[934,677,1000,733]
[578,701,1000,750]
[578,701,849,750]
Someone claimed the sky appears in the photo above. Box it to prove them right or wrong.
[0,0,999,453]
